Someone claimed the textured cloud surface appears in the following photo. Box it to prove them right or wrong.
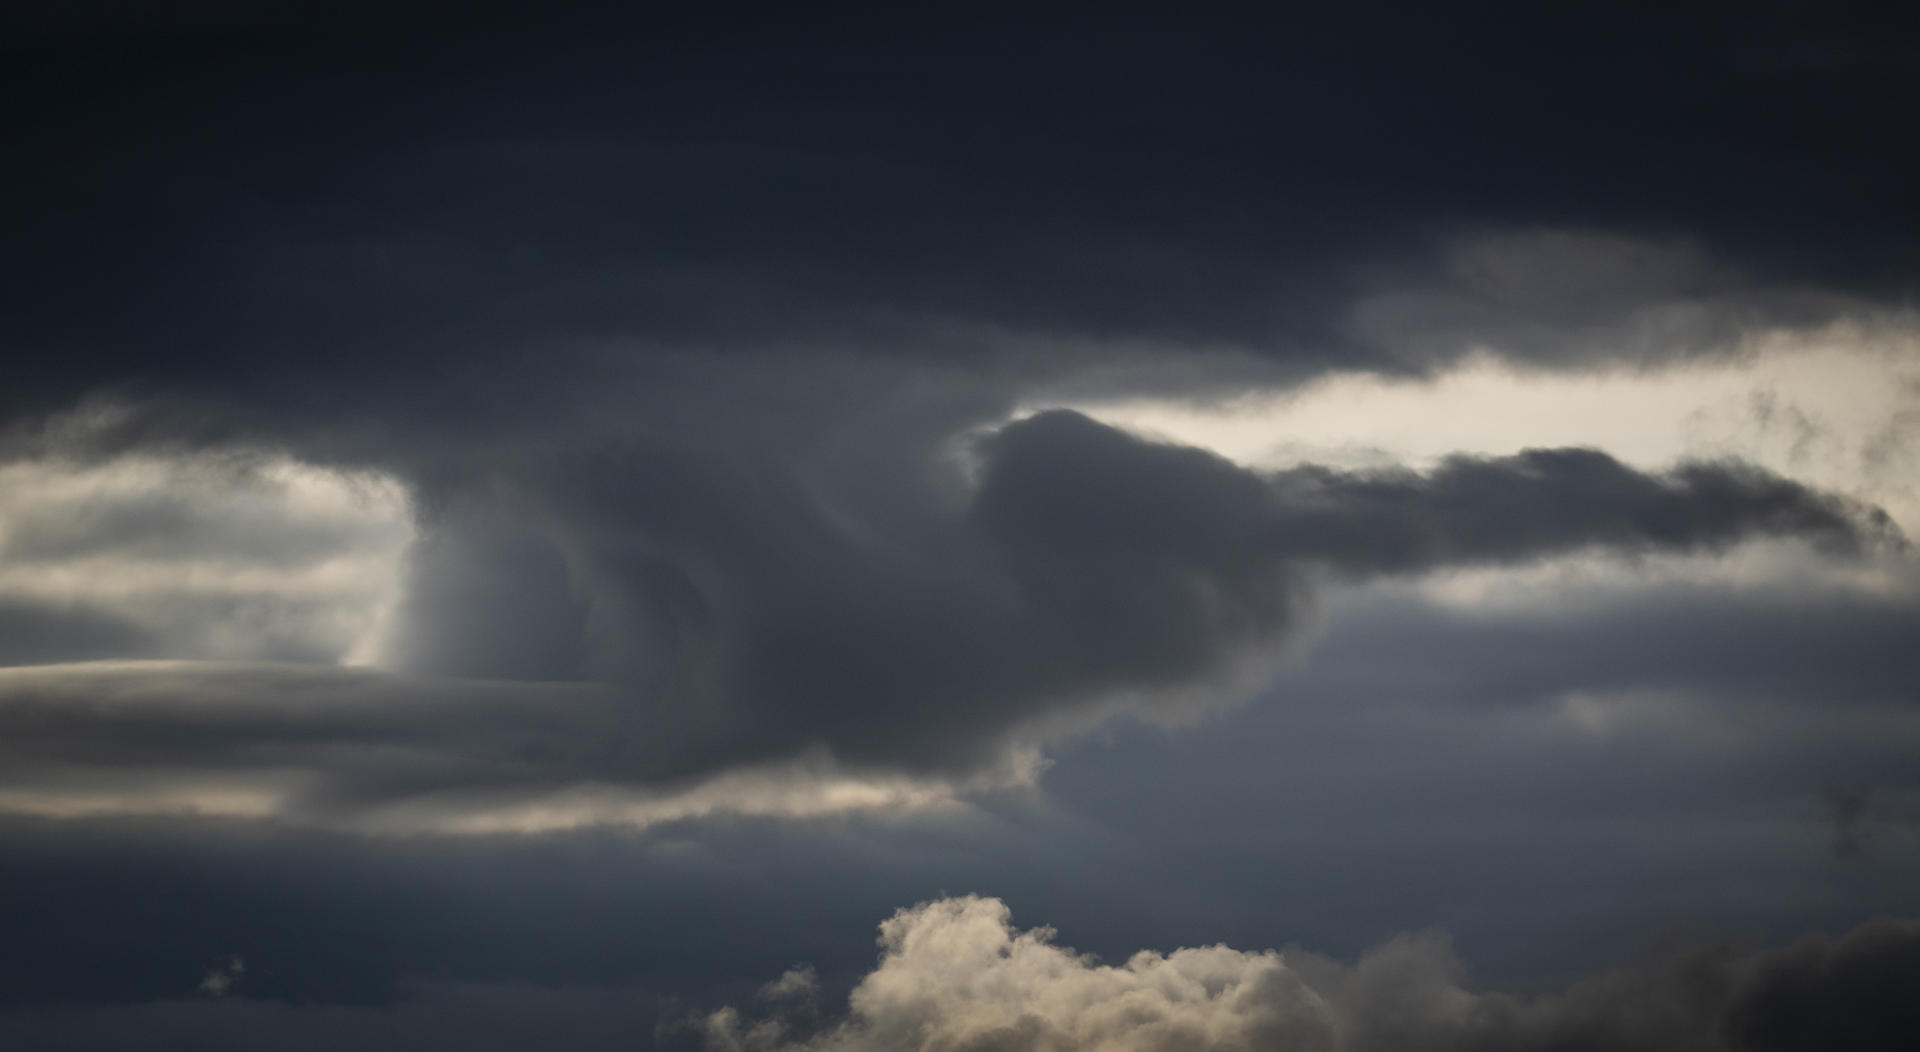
[0,412,1895,828]
[0,454,409,665]
[703,897,1920,1052]
[2,4,1917,1047]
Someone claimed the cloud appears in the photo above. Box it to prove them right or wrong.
[0,661,1048,832]
[0,899,1913,1051]
[1726,919,1920,1052]
[701,897,1920,1052]
[759,967,819,1004]
[0,412,1895,828]
[8,6,1918,423]
[0,6,1915,1046]
[1340,230,1898,370]
[545,412,1897,782]
[701,895,1340,1052]
[0,453,411,667]
[196,957,244,999]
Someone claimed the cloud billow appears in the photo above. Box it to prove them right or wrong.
[722,411,1889,769]
[0,5,1915,1044]
[700,896,1920,1052]
[0,411,1895,828]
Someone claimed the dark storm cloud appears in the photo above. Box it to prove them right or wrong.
[1723,918,1920,1052]
[1,573,1913,1010]
[0,0,1911,782]
[4,2,1917,428]
[0,413,1894,815]
[977,412,1892,579]
[2,5,1916,1046]
[679,413,1893,780]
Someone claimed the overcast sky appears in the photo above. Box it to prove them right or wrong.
[2,4,1917,1050]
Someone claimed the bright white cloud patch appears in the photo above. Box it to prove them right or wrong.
[1038,326,1920,534]
[0,453,412,666]
[701,897,1920,1052]
[702,895,1341,1052]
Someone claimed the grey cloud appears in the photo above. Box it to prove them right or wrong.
[2,5,1916,1045]
[1342,230,1881,370]
[6,5,1919,440]
[0,663,626,823]
[978,412,1893,579]
[0,479,390,568]
[1725,919,1920,1052]
[1025,570,1920,985]
[0,601,155,666]
[0,414,1897,816]
[1272,578,1920,712]
[379,507,589,682]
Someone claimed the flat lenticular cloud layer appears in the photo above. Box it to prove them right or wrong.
[0,661,1033,832]
[702,896,1920,1052]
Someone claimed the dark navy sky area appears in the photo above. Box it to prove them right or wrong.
[2,4,1918,1050]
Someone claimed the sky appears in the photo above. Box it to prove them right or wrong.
[2,3,1918,1050]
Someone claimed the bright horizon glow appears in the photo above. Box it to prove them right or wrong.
[1029,326,1920,535]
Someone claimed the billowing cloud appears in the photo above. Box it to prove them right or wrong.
[0,411,1894,828]
[544,411,1890,778]
[1,5,1916,1045]
[701,896,1920,1052]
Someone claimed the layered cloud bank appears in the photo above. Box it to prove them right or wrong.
[701,897,1920,1052]
[0,409,1898,829]
[1,6,1917,1046]
[2,0,1914,826]
[0,453,410,666]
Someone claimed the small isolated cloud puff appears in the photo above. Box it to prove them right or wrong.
[197,956,244,998]
[701,897,1920,1052]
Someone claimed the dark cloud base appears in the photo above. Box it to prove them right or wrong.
[6,2,1919,424]
[0,413,1895,821]
[3,3,1917,1048]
